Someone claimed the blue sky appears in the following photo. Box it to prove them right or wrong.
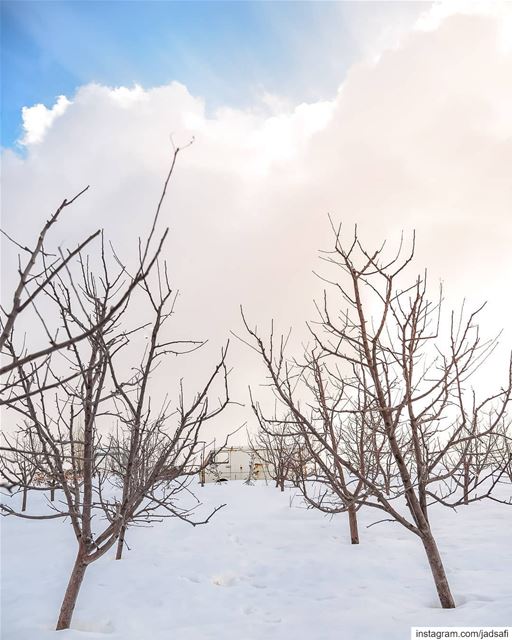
[1,1,424,148]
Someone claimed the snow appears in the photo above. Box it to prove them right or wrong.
[2,482,511,639]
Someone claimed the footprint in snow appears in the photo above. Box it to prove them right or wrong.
[265,616,282,624]
[212,573,238,587]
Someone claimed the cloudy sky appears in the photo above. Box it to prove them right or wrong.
[2,1,512,438]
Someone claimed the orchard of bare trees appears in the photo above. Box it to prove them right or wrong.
[242,227,512,610]
[2,159,511,631]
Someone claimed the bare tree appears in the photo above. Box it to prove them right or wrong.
[0,148,232,630]
[242,227,511,608]
[102,274,230,561]
[245,338,367,545]
[447,417,512,506]
[248,417,303,491]
[0,426,43,510]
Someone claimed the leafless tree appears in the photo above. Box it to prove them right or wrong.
[102,274,231,561]
[248,417,303,491]
[0,147,232,630]
[0,426,43,510]
[446,417,512,506]
[245,339,368,545]
[242,227,511,609]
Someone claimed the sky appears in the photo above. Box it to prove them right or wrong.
[2,1,512,439]
[1,1,425,146]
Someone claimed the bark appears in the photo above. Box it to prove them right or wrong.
[56,550,88,630]
[420,530,456,609]
[280,477,285,492]
[348,504,359,545]
[419,485,429,524]
[21,487,28,512]
[115,525,126,560]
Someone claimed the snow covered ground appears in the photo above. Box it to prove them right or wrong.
[2,481,511,639]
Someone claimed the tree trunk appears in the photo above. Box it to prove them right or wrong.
[21,487,28,512]
[115,525,126,560]
[50,479,55,502]
[421,530,456,609]
[56,550,88,630]
[418,481,429,525]
[280,477,285,492]
[348,504,359,544]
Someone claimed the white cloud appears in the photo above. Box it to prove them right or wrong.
[109,84,149,107]
[416,0,512,52]
[3,9,512,435]
[20,95,71,145]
